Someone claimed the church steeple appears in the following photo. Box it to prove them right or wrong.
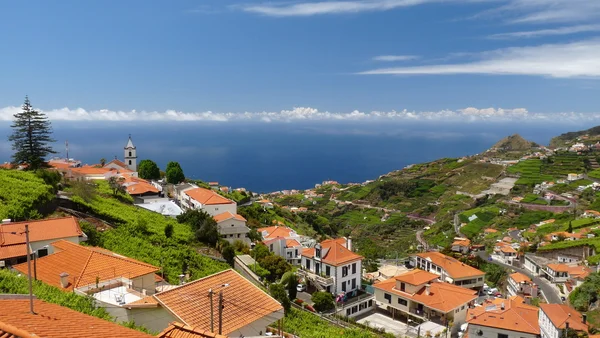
[124,134,137,171]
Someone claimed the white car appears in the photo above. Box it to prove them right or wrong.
[296,284,306,292]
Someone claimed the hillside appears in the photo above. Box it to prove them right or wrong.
[489,134,537,151]
[550,125,600,148]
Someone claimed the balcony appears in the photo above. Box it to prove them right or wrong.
[297,269,334,286]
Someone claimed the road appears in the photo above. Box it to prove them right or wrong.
[416,230,429,251]
[508,229,522,241]
[453,212,465,238]
[476,252,562,304]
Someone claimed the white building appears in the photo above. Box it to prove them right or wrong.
[539,304,589,338]
[259,225,303,264]
[411,252,486,290]
[506,272,538,298]
[299,238,362,295]
[180,187,237,216]
[466,296,540,338]
[214,212,250,244]
[124,135,137,172]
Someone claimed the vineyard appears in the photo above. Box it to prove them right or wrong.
[459,206,500,239]
[282,308,392,338]
[0,169,55,220]
[541,153,586,177]
[507,159,555,185]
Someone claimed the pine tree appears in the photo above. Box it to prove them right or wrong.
[8,96,56,170]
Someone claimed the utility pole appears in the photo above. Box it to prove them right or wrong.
[25,224,35,314]
[218,291,224,335]
[208,289,214,332]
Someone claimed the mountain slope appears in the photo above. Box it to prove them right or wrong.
[490,134,537,151]
[550,125,600,148]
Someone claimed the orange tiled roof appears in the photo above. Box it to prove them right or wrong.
[452,239,471,247]
[69,166,116,176]
[158,322,229,338]
[0,217,83,247]
[502,236,513,243]
[567,265,591,280]
[302,238,362,266]
[509,272,531,284]
[413,252,485,278]
[213,212,246,223]
[154,269,283,335]
[500,246,517,254]
[0,299,153,338]
[13,240,159,291]
[185,188,235,205]
[484,228,498,233]
[394,269,439,286]
[546,263,569,272]
[0,244,27,260]
[540,304,588,332]
[258,226,294,239]
[105,159,129,169]
[374,279,477,313]
[286,239,301,247]
[467,297,539,335]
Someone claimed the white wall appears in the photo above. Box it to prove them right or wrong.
[539,309,559,338]
[203,203,237,217]
[227,309,284,337]
[116,306,178,333]
[132,273,157,295]
[334,260,362,295]
[467,323,539,338]
[35,236,81,255]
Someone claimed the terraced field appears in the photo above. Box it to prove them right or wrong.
[542,153,586,177]
[507,159,555,185]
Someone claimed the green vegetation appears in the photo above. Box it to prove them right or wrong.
[508,159,555,185]
[269,283,291,314]
[165,161,185,184]
[0,169,55,220]
[459,206,500,239]
[138,159,160,180]
[542,153,586,177]
[0,269,152,334]
[283,308,385,338]
[311,291,335,312]
[7,96,56,170]
[569,273,600,312]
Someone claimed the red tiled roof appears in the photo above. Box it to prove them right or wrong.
[213,212,246,223]
[540,304,588,332]
[13,240,159,291]
[106,159,129,169]
[286,239,301,247]
[258,226,295,239]
[413,252,485,279]
[547,264,569,272]
[467,297,539,335]
[302,238,362,266]
[394,269,439,286]
[452,239,471,247]
[0,299,153,338]
[154,269,283,335]
[509,272,531,284]
[0,244,27,260]
[0,217,83,248]
[158,322,229,338]
[185,188,235,205]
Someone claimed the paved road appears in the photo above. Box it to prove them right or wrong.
[476,252,562,304]
[416,230,429,251]
[508,229,522,241]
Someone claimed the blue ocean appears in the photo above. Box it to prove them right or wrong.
[0,121,592,192]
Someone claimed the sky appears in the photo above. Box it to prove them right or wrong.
[1,1,600,120]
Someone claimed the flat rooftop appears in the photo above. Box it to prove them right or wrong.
[93,285,142,306]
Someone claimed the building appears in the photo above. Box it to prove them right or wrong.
[410,252,486,290]
[493,242,518,264]
[300,238,362,295]
[373,269,478,334]
[180,187,237,216]
[451,238,471,254]
[0,217,86,266]
[0,296,153,338]
[158,322,228,338]
[466,296,540,338]
[137,199,183,218]
[214,211,250,244]
[124,135,138,172]
[259,226,303,264]
[543,264,570,283]
[130,269,284,336]
[507,272,538,298]
[539,304,589,338]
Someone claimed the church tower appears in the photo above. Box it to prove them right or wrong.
[124,134,137,172]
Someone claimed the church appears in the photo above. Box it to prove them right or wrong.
[104,135,138,173]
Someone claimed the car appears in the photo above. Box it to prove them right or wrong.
[487,289,494,295]
[297,284,306,292]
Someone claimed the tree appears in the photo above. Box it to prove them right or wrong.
[177,210,219,246]
[222,245,236,267]
[259,255,291,282]
[8,96,56,170]
[281,272,299,300]
[232,240,250,254]
[164,223,174,238]
[108,176,125,195]
[36,169,62,193]
[100,158,106,166]
[165,161,185,184]
[138,159,160,180]
[248,228,262,242]
[567,221,573,233]
[269,283,291,315]
[252,243,272,262]
[70,180,96,203]
[311,292,335,312]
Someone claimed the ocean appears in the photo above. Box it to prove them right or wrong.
[0,121,591,192]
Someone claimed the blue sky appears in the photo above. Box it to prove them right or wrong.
[1,0,600,119]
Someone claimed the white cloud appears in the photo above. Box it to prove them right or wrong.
[373,55,420,61]
[489,24,600,39]
[500,0,600,24]
[359,39,600,78]
[1,105,600,124]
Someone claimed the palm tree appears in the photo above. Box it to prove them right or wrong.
[100,158,106,166]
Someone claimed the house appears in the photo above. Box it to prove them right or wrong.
[507,272,538,298]
[123,176,160,197]
[583,210,600,218]
[565,266,592,292]
[539,304,589,338]
[257,199,274,209]
[208,182,219,189]
[47,158,82,170]
[66,166,123,181]
[180,187,236,216]
[0,217,86,266]
[451,238,471,254]
[364,264,409,283]
[493,242,518,264]
[0,296,153,338]
[213,212,250,244]
[259,225,304,264]
[543,264,570,283]
[158,322,228,338]
[129,269,284,336]
[466,296,540,338]
[410,252,486,290]
[373,269,477,334]
[137,199,183,218]
[524,254,552,276]
[300,238,362,295]
[484,228,498,234]
[567,173,584,181]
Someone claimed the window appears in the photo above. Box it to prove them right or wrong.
[270,244,274,251]
[342,266,348,277]
[237,234,240,238]
[129,151,132,156]
[128,160,132,165]
[384,293,392,304]
[368,300,373,307]
[316,248,321,258]
[400,282,406,292]
[461,305,465,310]
[352,278,356,289]
[306,261,311,270]
[215,208,219,211]
[497,334,508,338]
[342,281,346,292]
[347,309,351,316]
[398,298,407,306]
[231,224,235,227]
[478,277,483,281]
[326,266,331,276]
[37,248,48,258]
[352,263,357,274]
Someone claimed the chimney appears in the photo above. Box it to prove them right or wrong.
[425,284,431,295]
[178,274,185,285]
[59,272,69,288]
[583,314,587,324]
[1,219,11,224]
[347,237,352,251]
[142,289,147,296]
[501,302,505,310]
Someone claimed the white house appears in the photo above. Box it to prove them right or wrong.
[506,272,538,298]
[213,211,250,244]
[299,238,362,295]
[411,252,486,290]
[543,264,570,283]
[259,225,303,264]
[539,304,589,338]
[373,269,478,335]
[466,296,540,338]
[181,187,237,216]
[451,238,471,254]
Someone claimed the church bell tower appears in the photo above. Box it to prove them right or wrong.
[124,134,137,171]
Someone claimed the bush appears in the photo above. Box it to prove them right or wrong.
[270,283,291,315]
[222,245,236,267]
[311,291,335,312]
